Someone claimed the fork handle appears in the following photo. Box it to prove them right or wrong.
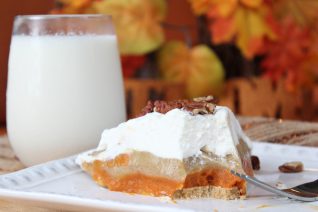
[230,170,318,202]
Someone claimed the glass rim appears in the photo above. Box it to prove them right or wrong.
[15,14,111,20]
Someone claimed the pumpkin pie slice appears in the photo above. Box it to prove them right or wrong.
[76,97,253,200]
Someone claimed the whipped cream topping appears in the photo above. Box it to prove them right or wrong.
[77,106,252,164]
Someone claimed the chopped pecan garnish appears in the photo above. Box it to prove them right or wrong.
[153,100,186,114]
[138,96,217,117]
[278,161,303,173]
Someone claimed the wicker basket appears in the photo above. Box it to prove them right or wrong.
[124,78,318,121]
[219,77,318,121]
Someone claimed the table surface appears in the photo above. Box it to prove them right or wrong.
[0,116,318,211]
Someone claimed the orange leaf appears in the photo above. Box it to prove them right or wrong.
[207,1,277,58]
[210,16,236,43]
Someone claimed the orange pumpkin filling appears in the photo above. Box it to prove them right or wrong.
[91,159,183,196]
[86,153,246,197]
[184,168,246,195]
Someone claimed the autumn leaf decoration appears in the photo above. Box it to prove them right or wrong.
[94,0,166,55]
[188,0,318,91]
[157,41,225,98]
[262,18,317,92]
[262,0,318,91]
[189,0,277,59]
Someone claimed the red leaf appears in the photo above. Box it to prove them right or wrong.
[121,55,146,78]
[261,18,313,91]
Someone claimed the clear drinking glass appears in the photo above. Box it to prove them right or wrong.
[7,15,126,166]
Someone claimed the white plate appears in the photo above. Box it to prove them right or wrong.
[0,142,317,212]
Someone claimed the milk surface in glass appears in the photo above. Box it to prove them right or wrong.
[7,34,126,166]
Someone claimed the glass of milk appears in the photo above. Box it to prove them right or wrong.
[7,15,126,166]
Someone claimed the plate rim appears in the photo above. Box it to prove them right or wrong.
[0,142,317,211]
[0,188,189,212]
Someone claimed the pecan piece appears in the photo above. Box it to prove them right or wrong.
[251,155,260,170]
[278,161,303,173]
[192,108,209,115]
[193,95,215,103]
[140,101,154,116]
[205,103,216,114]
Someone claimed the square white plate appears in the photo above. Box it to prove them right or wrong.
[0,142,317,212]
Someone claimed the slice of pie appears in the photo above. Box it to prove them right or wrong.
[76,97,253,200]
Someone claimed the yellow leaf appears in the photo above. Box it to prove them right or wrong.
[235,7,276,58]
[157,41,225,98]
[212,0,237,18]
[94,0,166,55]
[157,42,189,82]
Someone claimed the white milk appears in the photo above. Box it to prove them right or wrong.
[7,35,126,166]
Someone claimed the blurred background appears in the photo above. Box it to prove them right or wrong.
[1,0,318,127]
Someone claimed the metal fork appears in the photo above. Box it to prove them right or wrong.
[231,170,318,202]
